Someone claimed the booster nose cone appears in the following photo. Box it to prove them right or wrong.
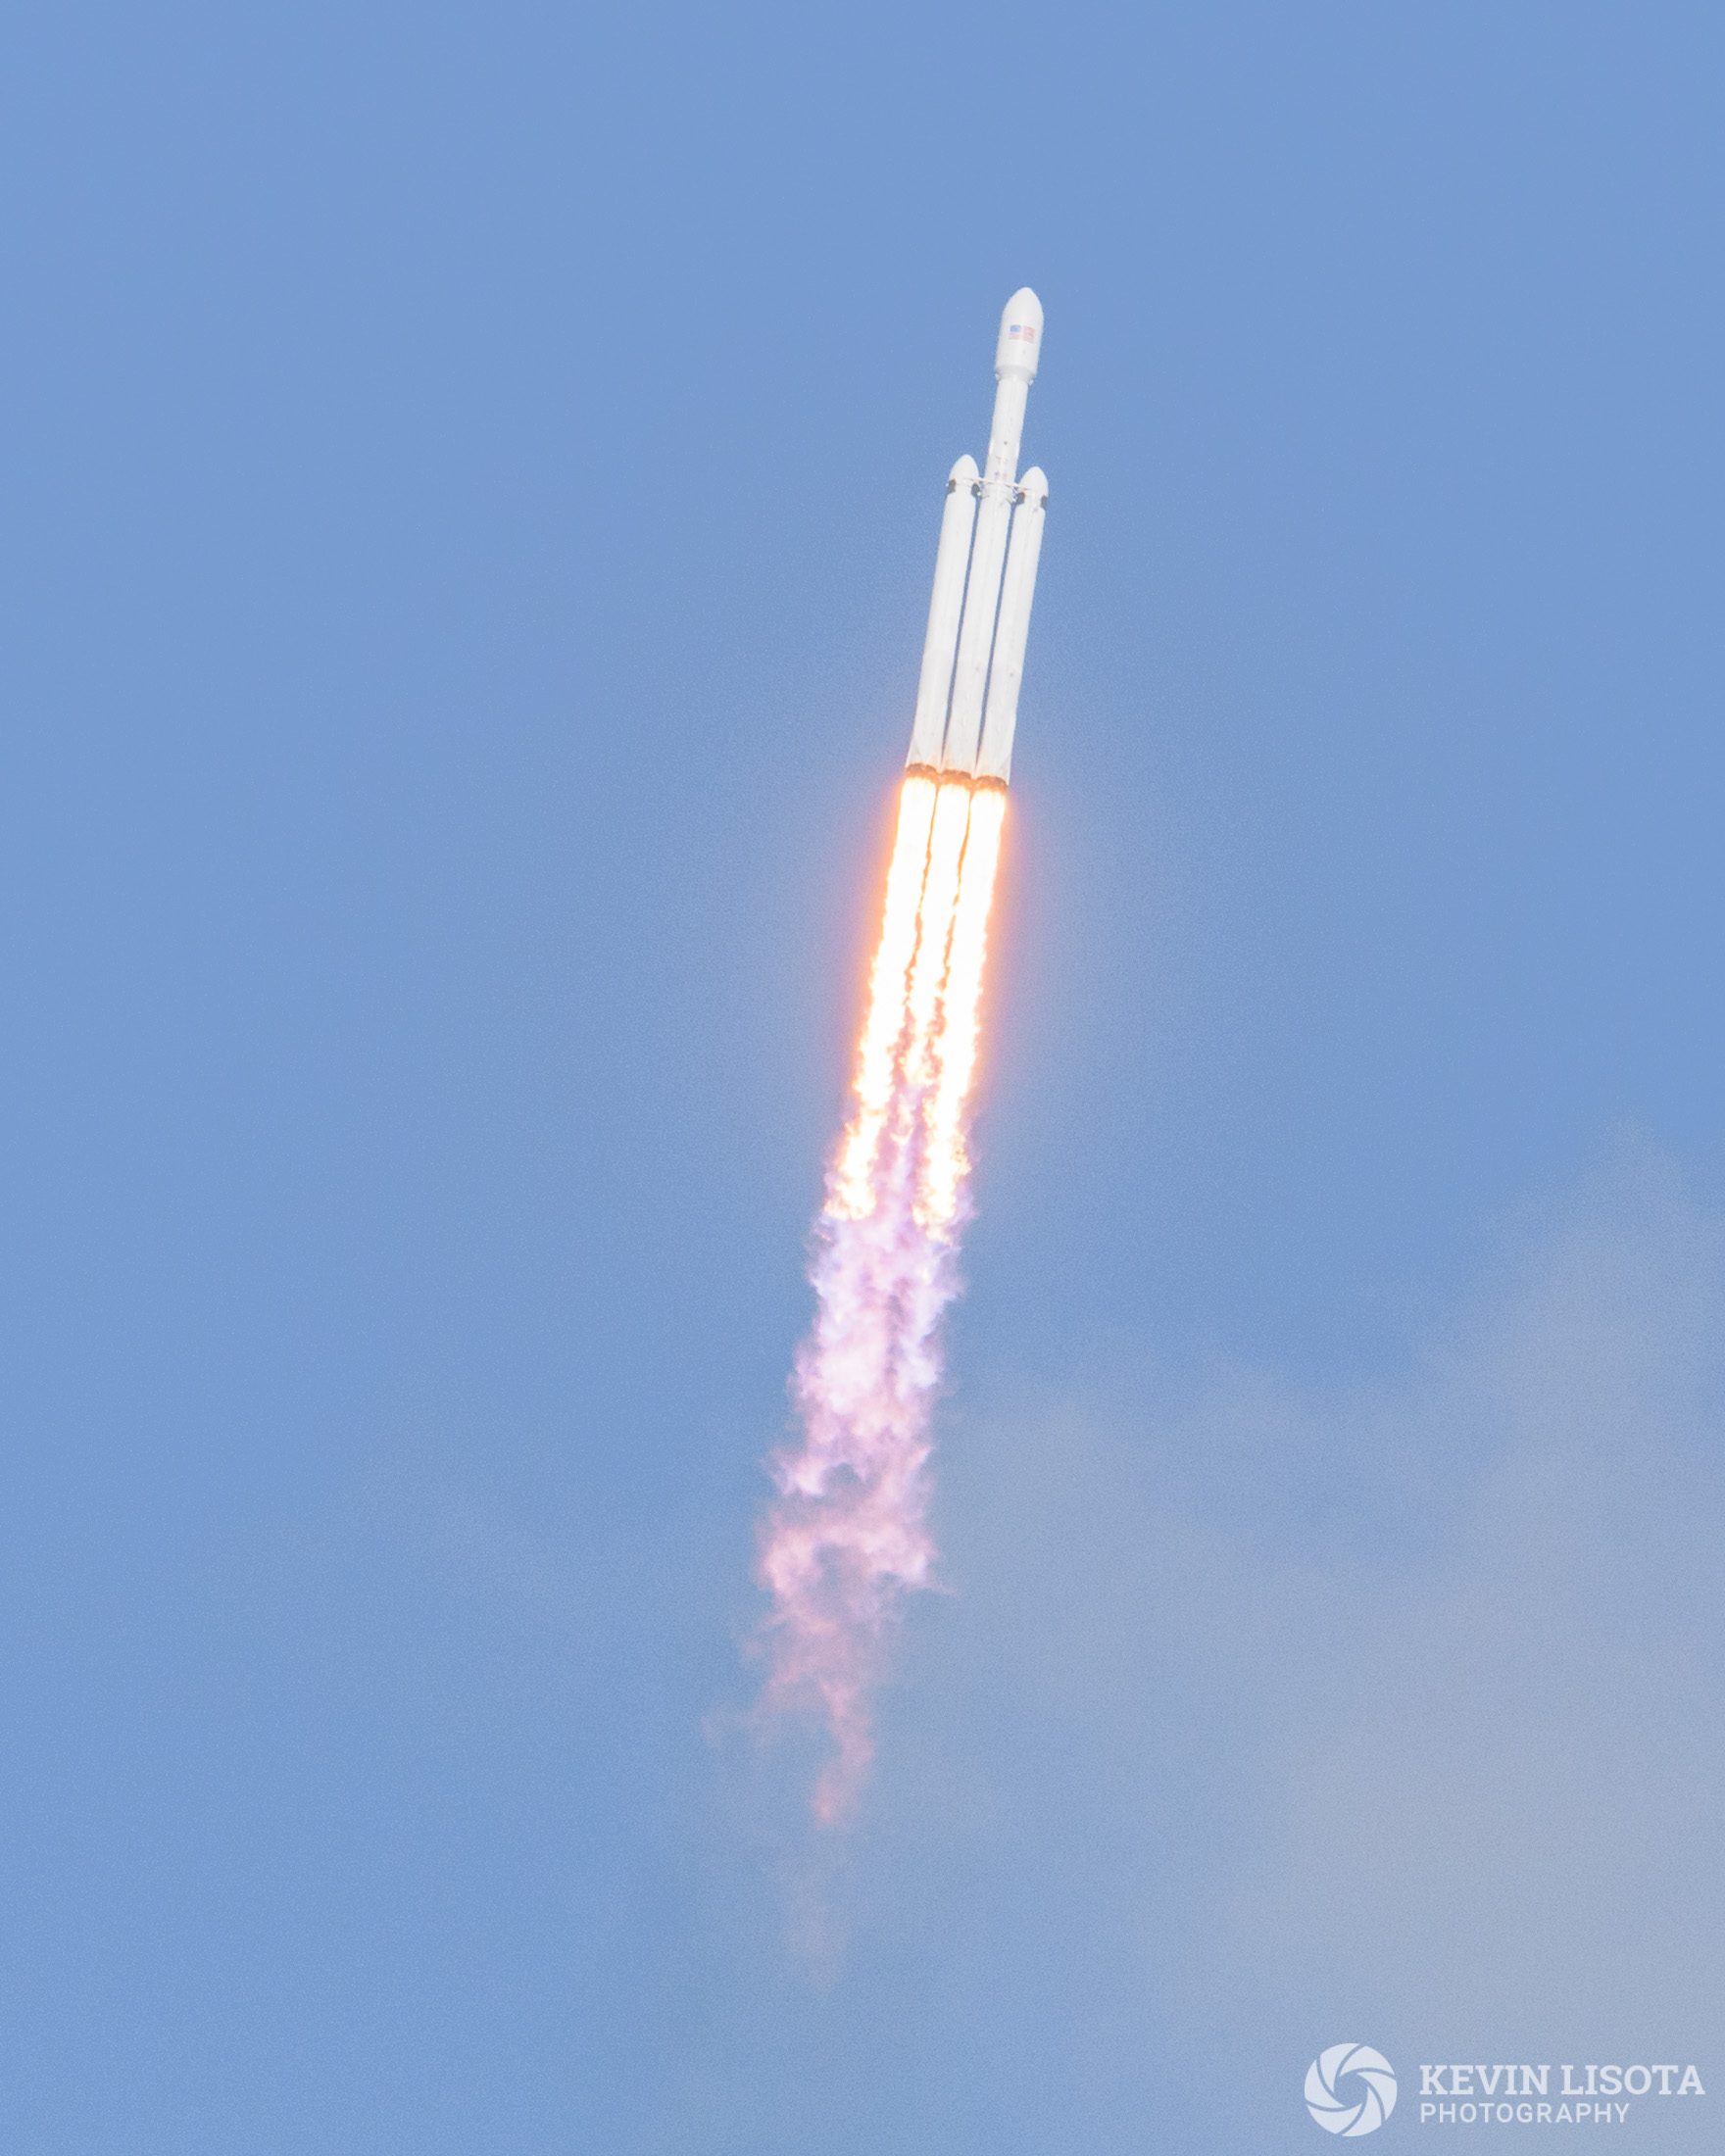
[994,287,1043,382]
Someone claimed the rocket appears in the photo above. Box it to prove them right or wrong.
[905,288,1048,789]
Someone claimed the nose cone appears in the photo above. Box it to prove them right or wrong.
[995,287,1043,380]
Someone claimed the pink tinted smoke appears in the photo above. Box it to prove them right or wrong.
[757,1162,959,1823]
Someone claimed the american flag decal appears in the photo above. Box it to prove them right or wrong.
[1009,323,1036,341]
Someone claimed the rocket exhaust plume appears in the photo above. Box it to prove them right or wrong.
[755,291,1048,1825]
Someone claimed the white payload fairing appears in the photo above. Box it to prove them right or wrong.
[905,288,1048,789]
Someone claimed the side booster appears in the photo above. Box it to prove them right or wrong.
[905,288,1048,788]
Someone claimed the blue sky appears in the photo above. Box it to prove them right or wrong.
[5,3,1724,2149]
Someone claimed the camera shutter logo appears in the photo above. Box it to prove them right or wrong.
[1306,2044,1399,2135]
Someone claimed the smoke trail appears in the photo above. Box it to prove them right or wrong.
[756,772,1005,1825]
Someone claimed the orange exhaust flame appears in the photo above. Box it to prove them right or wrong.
[830,772,938,1218]
[756,770,1008,1825]
[900,781,974,1096]
[917,782,1005,1229]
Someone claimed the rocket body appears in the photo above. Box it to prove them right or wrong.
[905,458,979,770]
[905,288,1047,788]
